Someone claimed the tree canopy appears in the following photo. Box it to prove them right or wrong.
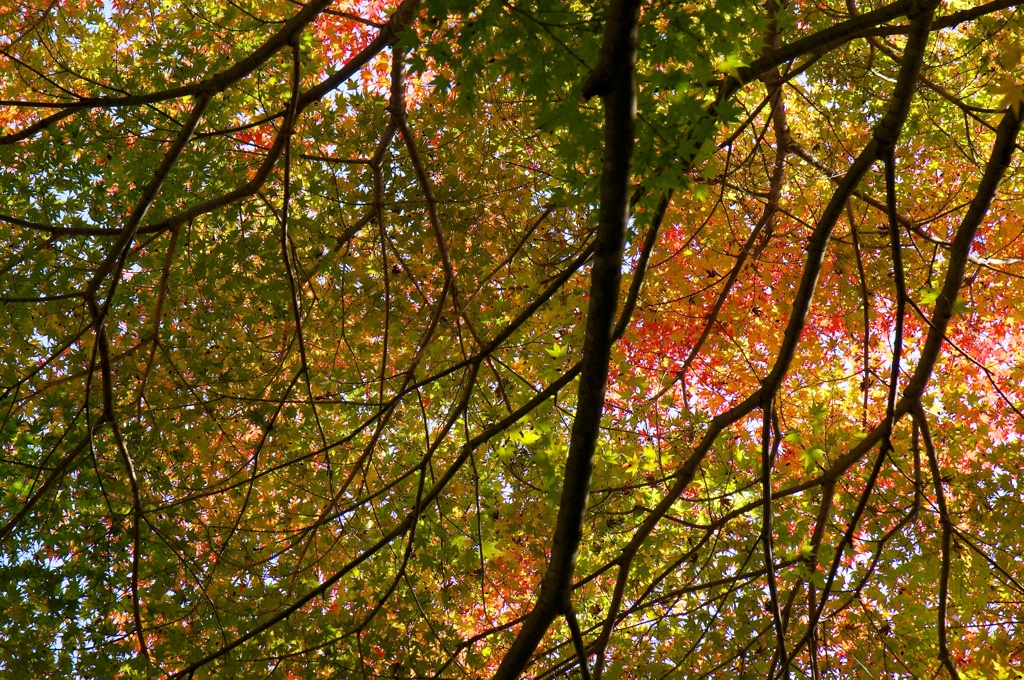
[2,0,1024,677]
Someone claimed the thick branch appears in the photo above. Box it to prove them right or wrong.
[491,0,641,676]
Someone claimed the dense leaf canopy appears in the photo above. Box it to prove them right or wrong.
[1,0,1024,677]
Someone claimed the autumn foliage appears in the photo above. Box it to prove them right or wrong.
[1,0,1024,677]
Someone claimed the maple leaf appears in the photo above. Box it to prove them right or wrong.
[990,75,1024,117]
[544,342,568,359]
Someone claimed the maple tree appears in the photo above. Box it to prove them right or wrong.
[2,0,1024,677]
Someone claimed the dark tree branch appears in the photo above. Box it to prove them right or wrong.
[492,0,642,676]
[911,403,961,680]
[760,397,788,676]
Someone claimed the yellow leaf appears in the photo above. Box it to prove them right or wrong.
[997,42,1024,70]
[989,76,1024,116]
[544,342,567,359]
[518,429,541,446]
